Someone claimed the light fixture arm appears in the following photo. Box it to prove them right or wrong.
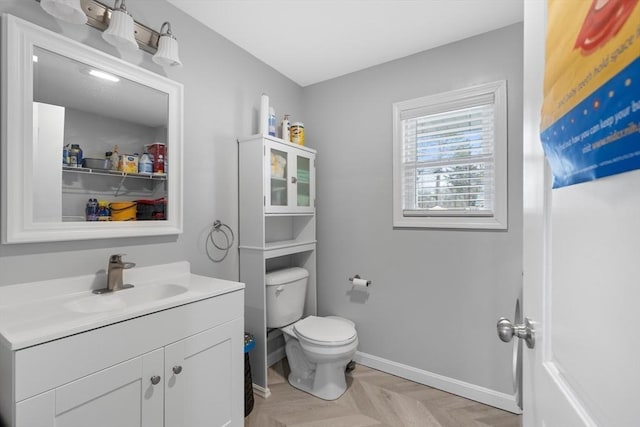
[160,21,171,35]
[159,21,178,40]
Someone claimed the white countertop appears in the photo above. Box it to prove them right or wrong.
[0,261,244,350]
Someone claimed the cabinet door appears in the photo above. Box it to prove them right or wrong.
[292,150,315,213]
[164,318,243,427]
[266,142,291,212]
[265,141,315,214]
[16,349,164,427]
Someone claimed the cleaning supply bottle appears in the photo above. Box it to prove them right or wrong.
[290,122,305,145]
[63,144,70,166]
[97,200,110,220]
[110,145,120,171]
[139,148,153,174]
[69,144,83,168]
[85,198,98,221]
[281,114,291,142]
[268,107,276,137]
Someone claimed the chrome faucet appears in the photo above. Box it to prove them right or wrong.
[94,254,136,294]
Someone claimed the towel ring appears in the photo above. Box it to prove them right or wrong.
[206,220,235,263]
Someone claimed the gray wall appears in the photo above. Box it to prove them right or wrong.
[302,24,523,395]
[0,1,303,285]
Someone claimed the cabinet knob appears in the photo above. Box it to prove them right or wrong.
[291,176,298,184]
[172,365,183,375]
[150,375,161,385]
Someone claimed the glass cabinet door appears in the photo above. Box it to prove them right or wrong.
[265,140,314,214]
[296,155,311,208]
[269,148,288,208]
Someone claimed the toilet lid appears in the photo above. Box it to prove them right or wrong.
[293,316,357,345]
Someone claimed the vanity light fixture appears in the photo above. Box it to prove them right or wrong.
[39,0,87,24]
[152,22,182,67]
[101,0,138,51]
[35,0,183,66]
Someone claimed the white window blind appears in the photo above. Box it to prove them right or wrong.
[392,81,507,229]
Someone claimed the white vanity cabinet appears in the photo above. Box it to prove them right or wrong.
[0,282,244,427]
[238,135,317,397]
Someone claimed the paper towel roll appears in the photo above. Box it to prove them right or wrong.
[259,93,269,136]
[351,278,369,288]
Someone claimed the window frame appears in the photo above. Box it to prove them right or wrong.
[392,80,508,229]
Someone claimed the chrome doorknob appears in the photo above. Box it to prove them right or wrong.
[497,317,535,349]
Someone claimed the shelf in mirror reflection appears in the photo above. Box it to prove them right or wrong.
[63,166,167,181]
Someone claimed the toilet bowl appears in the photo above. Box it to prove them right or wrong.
[281,316,358,400]
[265,268,359,400]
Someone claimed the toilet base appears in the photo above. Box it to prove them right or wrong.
[287,360,349,400]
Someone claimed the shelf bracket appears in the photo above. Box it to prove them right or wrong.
[114,173,128,197]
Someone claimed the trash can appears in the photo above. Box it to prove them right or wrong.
[244,333,256,417]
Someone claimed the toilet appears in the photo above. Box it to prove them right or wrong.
[265,267,358,400]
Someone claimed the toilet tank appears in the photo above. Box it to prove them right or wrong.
[265,267,309,328]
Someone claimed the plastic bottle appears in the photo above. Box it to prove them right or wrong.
[260,93,269,136]
[63,144,70,166]
[268,107,276,137]
[69,144,83,168]
[110,145,120,171]
[139,149,153,174]
[281,114,291,142]
[85,198,98,221]
[97,201,110,221]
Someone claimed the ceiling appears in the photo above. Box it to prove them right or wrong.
[167,0,524,87]
[34,46,168,128]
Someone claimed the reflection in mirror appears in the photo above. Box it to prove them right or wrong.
[2,14,182,243]
[32,46,169,223]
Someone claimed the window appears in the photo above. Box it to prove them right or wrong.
[392,80,507,229]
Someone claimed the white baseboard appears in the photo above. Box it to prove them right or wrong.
[267,346,286,367]
[252,383,271,398]
[354,351,522,415]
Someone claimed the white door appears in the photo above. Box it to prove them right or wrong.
[164,318,244,427]
[518,2,640,426]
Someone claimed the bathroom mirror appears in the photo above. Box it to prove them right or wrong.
[1,14,183,243]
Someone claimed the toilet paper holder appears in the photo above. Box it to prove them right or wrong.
[348,274,371,287]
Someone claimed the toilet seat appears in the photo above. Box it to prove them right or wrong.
[293,316,357,346]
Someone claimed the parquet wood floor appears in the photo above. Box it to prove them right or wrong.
[245,359,521,427]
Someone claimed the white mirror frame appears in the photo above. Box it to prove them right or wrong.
[1,14,184,244]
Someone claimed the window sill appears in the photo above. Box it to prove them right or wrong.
[393,214,507,230]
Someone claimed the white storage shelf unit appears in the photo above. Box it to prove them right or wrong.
[238,134,317,397]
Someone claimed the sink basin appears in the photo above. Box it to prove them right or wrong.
[65,283,188,314]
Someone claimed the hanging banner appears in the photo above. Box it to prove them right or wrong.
[541,0,640,188]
